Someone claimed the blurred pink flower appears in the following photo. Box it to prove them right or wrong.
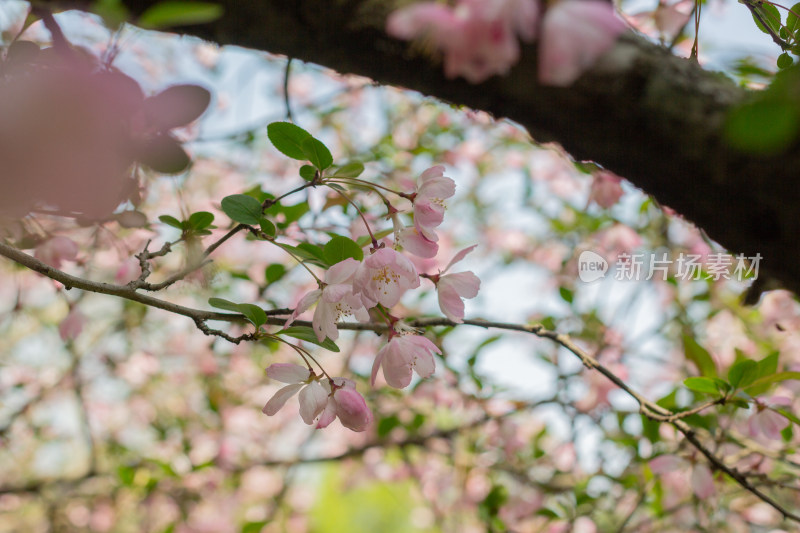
[35,236,78,269]
[387,0,539,83]
[59,307,86,341]
[691,463,715,499]
[539,0,627,86]
[748,396,792,440]
[371,334,440,388]
[317,377,372,432]
[588,171,624,208]
[354,247,420,308]
[262,364,328,424]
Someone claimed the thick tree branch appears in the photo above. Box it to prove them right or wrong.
[44,0,791,296]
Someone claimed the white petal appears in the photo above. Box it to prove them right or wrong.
[262,383,303,415]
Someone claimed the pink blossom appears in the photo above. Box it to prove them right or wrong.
[371,334,440,388]
[396,226,439,258]
[59,307,86,341]
[387,0,540,83]
[262,364,328,424]
[691,463,715,499]
[748,397,792,440]
[285,258,370,341]
[588,171,624,208]
[539,0,627,86]
[429,245,481,323]
[354,247,420,308]
[316,377,372,432]
[34,236,79,269]
[413,165,456,239]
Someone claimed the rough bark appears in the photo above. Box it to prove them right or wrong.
[44,0,800,294]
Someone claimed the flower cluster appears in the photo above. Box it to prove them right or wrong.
[387,0,627,86]
[264,166,481,431]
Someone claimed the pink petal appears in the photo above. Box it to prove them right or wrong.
[316,398,338,429]
[333,388,372,432]
[444,244,478,273]
[284,289,322,327]
[419,165,445,183]
[441,271,481,299]
[325,257,360,284]
[371,342,390,386]
[538,1,627,87]
[298,381,328,424]
[266,363,310,383]
[438,283,466,322]
[312,300,339,342]
[322,283,352,303]
[691,464,715,499]
[398,227,439,258]
[262,383,303,415]
[648,454,684,474]
[386,4,457,40]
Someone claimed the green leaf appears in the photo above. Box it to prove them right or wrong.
[266,122,312,160]
[259,218,276,238]
[236,303,267,328]
[684,376,723,395]
[265,264,286,284]
[332,162,364,178]
[776,407,800,426]
[758,351,779,378]
[208,298,266,328]
[788,2,800,31]
[187,211,214,230]
[221,194,263,225]
[728,359,758,389]
[744,371,800,393]
[778,53,794,70]
[296,243,327,263]
[355,228,394,247]
[751,3,781,35]
[323,236,364,265]
[299,164,317,181]
[725,100,800,155]
[158,214,184,230]
[302,137,333,171]
[683,335,717,377]
[377,415,401,437]
[559,287,573,304]
[139,1,223,29]
[279,326,340,352]
[208,297,243,313]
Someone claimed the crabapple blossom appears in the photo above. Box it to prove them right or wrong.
[262,363,328,424]
[588,171,624,209]
[316,377,372,432]
[371,334,440,388]
[386,0,540,83]
[428,245,481,323]
[412,165,456,240]
[396,225,439,258]
[538,0,627,87]
[650,454,716,499]
[285,258,370,341]
[34,236,79,269]
[353,247,420,308]
[748,396,792,440]
[59,307,86,341]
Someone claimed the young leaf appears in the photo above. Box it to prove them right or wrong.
[323,235,364,265]
[684,377,723,396]
[751,3,781,35]
[683,335,717,377]
[266,122,312,160]
[333,161,365,178]
[208,297,243,313]
[159,214,184,230]
[236,303,267,328]
[188,211,214,230]
[279,326,340,352]
[221,194,263,225]
[299,164,317,181]
[788,2,800,31]
[259,218,276,238]
[139,1,224,29]
[265,264,286,284]
[302,137,333,171]
[728,359,758,389]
